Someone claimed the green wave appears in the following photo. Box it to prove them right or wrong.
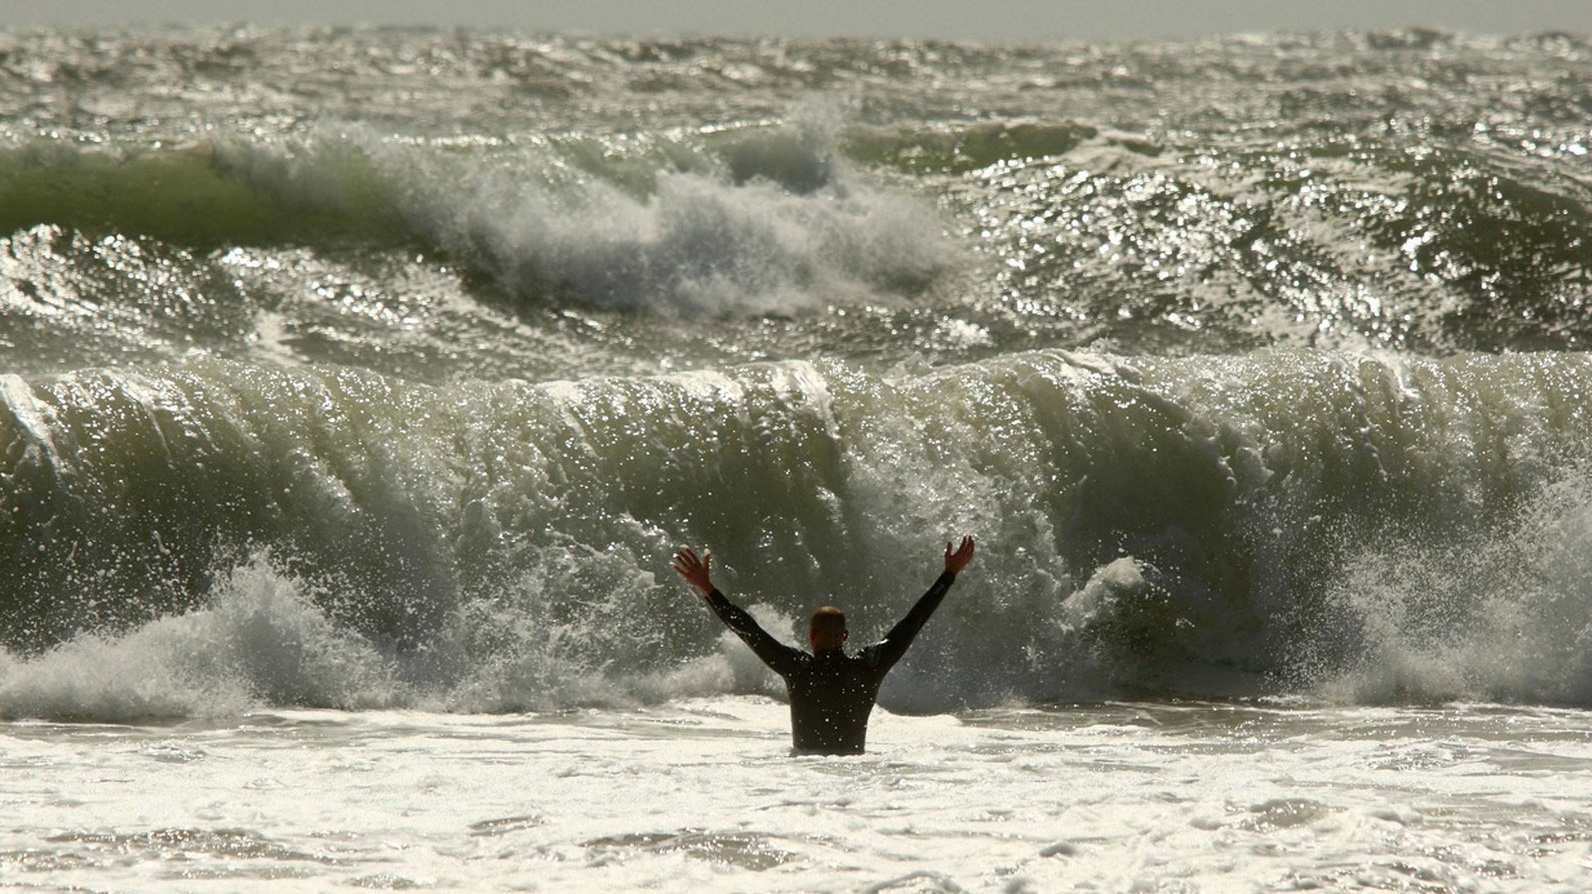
[0,140,414,248]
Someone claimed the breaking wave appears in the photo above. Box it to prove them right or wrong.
[4,350,1592,718]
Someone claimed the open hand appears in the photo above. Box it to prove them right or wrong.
[672,546,714,595]
[944,535,976,575]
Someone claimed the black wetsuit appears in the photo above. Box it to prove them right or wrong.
[700,571,956,755]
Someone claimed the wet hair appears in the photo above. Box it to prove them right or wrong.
[809,605,848,651]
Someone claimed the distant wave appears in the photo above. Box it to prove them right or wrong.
[400,145,949,315]
[1,124,952,317]
[7,110,1591,348]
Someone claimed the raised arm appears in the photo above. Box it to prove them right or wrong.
[868,536,975,673]
[673,547,802,677]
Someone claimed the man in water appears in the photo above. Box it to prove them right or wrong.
[672,536,976,755]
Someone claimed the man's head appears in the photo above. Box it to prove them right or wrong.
[809,605,849,652]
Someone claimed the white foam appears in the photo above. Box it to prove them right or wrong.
[0,555,395,722]
[402,150,950,316]
[4,700,1587,891]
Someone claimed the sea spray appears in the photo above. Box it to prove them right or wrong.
[1317,470,1592,705]
[0,555,394,722]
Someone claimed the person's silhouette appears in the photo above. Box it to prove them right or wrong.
[672,536,975,755]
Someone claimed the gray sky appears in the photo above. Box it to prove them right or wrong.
[9,0,1592,42]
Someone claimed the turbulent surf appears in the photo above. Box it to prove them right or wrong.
[3,26,1592,717]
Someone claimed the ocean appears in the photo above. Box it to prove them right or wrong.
[2,24,1592,891]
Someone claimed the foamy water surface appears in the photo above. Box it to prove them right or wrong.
[3,701,1590,891]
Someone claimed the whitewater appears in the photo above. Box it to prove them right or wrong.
[2,24,1592,891]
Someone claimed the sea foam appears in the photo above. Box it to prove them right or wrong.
[396,131,951,316]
